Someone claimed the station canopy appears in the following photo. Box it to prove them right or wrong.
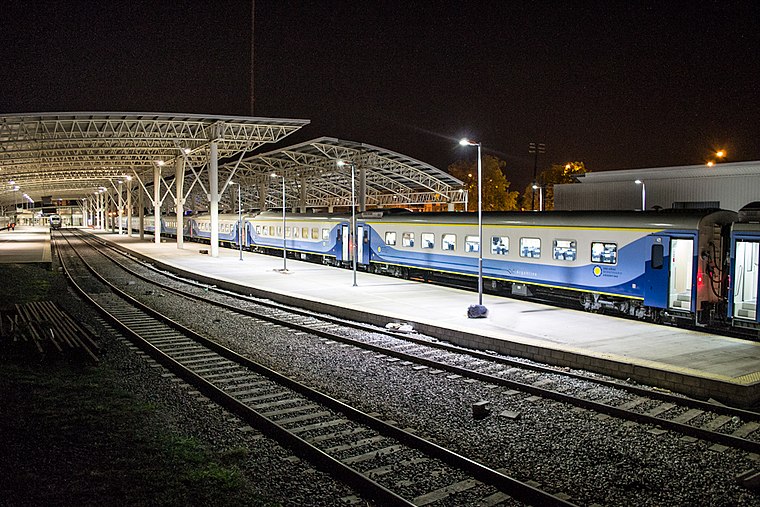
[0,112,464,213]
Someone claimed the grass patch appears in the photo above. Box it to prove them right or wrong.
[0,357,277,506]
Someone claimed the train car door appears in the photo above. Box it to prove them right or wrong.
[668,238,694,312]
[340,224,349,262]
[732,240,759,322]
[356,225,365,265]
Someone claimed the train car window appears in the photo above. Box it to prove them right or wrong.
[651,244,664,269]
[553,239,577,261]
[293,227,300,238]
[491,236,509,255]
[302,227,309,239]
[385,231,397,246]
[421,233,435,249]
[311,228,319,240]
[465,235,480,253]
[591,242,617,264]
[402,232,415,247]
[285,226,292,238]
[270,226,276,237]
[520,238,541,258]
[256,225,262,236]
[442,234,456,251]
[321,228,330,240]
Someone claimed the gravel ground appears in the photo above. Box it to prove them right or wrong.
[97,252,760,507]
[20,233,760,506]
[0,262,361,507]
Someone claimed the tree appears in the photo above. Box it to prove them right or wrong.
[519,161,589,211]
[448,155,519,211]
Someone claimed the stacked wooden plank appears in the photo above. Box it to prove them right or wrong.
[9,301,100,363]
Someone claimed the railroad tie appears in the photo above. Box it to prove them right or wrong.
[12,301,99,363]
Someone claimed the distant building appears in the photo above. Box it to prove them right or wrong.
[554,161,760,212]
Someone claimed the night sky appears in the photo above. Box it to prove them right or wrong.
[1,1,758,190]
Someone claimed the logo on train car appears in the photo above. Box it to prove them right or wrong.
[593,266,602,277]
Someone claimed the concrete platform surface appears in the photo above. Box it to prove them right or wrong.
[0,225,52,264]
[74,229,760,406]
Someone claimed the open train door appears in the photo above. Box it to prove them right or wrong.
[668,238,695,313]
[732,239,759,323]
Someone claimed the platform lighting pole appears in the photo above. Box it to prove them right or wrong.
[230,182,243,261]
[529,142,545,211]
[337,160,358,287]
[635,180,646,211]
[459,139,487,318]
[532,184,543,212]
[271,173,287,272]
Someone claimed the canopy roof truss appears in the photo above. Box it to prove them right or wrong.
[1,112,309,204]
[1,114,464,214]
[219,137,464,211]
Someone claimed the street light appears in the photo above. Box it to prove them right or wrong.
[271,173,288,272]
[230,182,243,261]
[532,184,543,212]
[459,138,487,318]
[635,180,646,211]
[336,160,358,287]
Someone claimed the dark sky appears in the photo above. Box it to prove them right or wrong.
[1,1,758,190]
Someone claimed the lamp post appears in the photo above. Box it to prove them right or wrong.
[459,138,487,317]
[532,184,543,212]
[230,182,243,261]
[271,173,288,272]
[337,160,358,287]
[635,180,646,211]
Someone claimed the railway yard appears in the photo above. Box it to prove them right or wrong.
[3,227,760,505]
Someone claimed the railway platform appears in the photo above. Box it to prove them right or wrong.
[0,225,52,265]
[65,229,760,407]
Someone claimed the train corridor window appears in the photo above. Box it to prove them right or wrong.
[491,236,509,255]
[520,238,541,258]
[591,242,617,264]
[311,228,319,240]
[385,231,397,246]
[553,239,577,261]
[321,228,330,240]
[442,234,456,251]
[421,233,435,249]
[402,232,415,247]
[465,235,479,253]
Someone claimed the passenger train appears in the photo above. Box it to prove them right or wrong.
[49,214,62,230]
[120,206,760,336]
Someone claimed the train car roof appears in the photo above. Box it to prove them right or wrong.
[362,209,738,230]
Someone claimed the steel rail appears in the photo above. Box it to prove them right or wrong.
[56,230,577,507]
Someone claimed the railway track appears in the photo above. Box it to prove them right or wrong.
[55,231,577,505]
[70,229,760,457]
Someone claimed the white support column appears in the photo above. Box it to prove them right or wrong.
[209,142,220,257]
[99,192,105,230]
[127,177,133,237]
[82,200,88,228]
[138,183,144,240]
[118,183,124,235]
[154,164,162,245]
[175,157,185,249]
